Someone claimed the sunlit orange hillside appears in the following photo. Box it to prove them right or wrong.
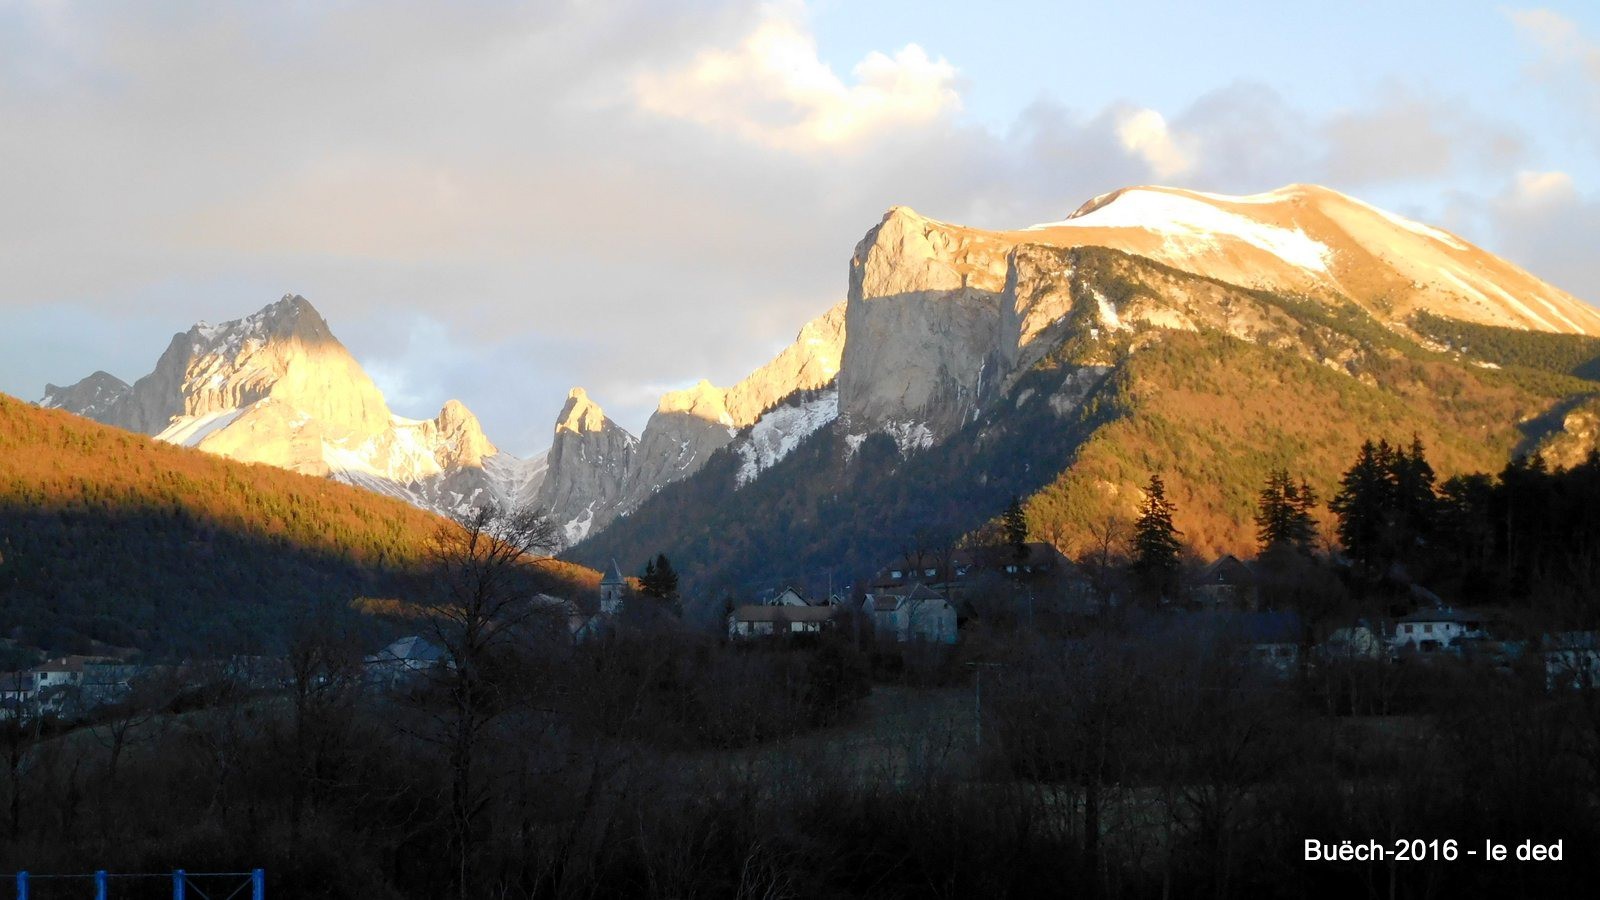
[0,393,597,656]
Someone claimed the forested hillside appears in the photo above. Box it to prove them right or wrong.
[0,394,595,657]
[570,296,1600,597]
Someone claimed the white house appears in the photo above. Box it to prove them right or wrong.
[1392,608,1488,654]
[30,656,89,691]
[867,584,958,644]
[364,636,448,690]
[727,605,838,639]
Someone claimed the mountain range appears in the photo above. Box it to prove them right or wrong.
[36,183,1600,593]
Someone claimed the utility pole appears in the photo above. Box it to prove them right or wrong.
[967,661,1003,756]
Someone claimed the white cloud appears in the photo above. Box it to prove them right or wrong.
[0,1,1580,448]
[1114,108,1193,179]
[633,3,960,151]
[1507,169,1578,210]
[1509,8,1600,77]
[1319,86,1523,184]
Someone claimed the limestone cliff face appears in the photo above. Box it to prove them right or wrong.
[837,208,1011,440]
[533,388,638,544]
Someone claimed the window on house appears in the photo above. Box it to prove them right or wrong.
[891,570,903,579]
[1423,624,1433,634]
[1005,565,1017,573]
[924,568,936,577]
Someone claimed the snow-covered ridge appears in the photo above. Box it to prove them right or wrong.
[1028,187,1333,273]
[734,389,838,487]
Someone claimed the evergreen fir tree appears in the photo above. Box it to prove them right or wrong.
[1290,478,1320,551]
[1331,440,1390,575]
[1132,474,1183,601]
[1001,495,1029,560]
[1392,435,1438,545]
[641,553,679,609]
[1256,469,1319,553]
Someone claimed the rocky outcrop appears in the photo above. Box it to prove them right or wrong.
[625,380,735,505]
[40,371,129,421]
[537,302,849,545]
[533,388,638,544]
[723,300,846,425]
[837,208,1011,440]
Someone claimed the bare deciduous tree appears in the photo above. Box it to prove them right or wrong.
[415,503,562,900]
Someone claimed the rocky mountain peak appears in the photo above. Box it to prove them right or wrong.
[555,387,615,436]
[657,379,733,424]
[190,293,334,352]
[39,370,131,420]
[428,399,498,468]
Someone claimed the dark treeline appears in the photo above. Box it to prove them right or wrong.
[6,607,1600,898]
[1327,438,1600,618]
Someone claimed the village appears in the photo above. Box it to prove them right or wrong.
[7,534,1599,729]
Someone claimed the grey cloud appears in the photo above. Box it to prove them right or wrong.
[1318,86,1525,185]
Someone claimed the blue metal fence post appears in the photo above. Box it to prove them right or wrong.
[15,871,26,900]
[95,870,108,900]
[174,869,186,900]
[252,868,265,899]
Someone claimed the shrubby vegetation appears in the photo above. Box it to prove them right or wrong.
[5,602,1598,898]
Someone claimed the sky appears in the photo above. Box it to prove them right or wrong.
[3,0,1600,453]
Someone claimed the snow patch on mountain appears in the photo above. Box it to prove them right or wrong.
[563,502,599,545]
[1092,288,1129,332]
[884,420,934,455]
[156,406,251,447]
[1340,194,1470,251]
[734,389,838,487]
[1030,188,1333,273]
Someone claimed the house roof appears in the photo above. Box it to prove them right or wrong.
[873,543,1074,587]
[732,605,838,623]
[29,655,104,675]
[869,583,946,611]
[1201,555,1255,586]
[1397,607,1487,625]
[370,635,445,665]
[531,593,579,616]
[601,559,625,586]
